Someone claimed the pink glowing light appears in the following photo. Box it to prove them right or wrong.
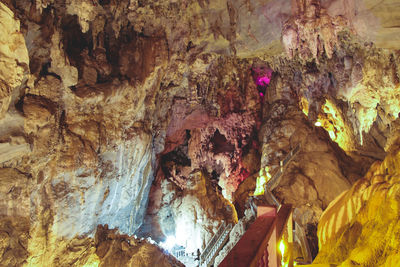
[256,76,271,86]
[259,92,264,97]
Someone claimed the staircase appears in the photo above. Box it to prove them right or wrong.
[200,223,232,267]
[199,143,307,267]
[266,143,301,192]
[219,204,293,267]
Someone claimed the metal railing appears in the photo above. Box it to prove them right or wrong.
[261,142,312,264]
[266,143,301,192]
[200,222,234,266]
[173,248,186,259]
[200,142,310,267]
[201,223,233,267]
[200,222,226,264]
[293,221,312,264]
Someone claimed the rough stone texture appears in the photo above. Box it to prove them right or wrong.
[23,77,160,265]
[0,0,400,265]
[315,143,400,266]
[322,0,400,50]
[0,168,30,267]
[0,2,29,119]
[255,100,370,256]
[145,171,237,254]
[282,0,347,61]
[0,3,29,106]
[94,225,184,267]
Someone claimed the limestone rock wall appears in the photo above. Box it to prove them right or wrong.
[147,171,237,254]
[1,0,400,265]
[0,1,166,264]
[0,3,29,119]
[315,143,400,266]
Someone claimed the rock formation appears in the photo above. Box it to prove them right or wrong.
[315,143,400,266]
[0,0,400,266]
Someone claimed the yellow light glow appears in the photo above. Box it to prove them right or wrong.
[254,176,266,196]
[254,167,272,196]
[265,166,272,179]
[279,240,287,267]
[82,255,100,267]
[300,97,309,116]
[328,130,336,140]
[316,99,354,151]
[279,239,285,255]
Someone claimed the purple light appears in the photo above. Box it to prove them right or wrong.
[256,76,271,86]
[252,67,273,99]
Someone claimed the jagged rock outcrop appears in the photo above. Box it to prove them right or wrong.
[1,0,400,265]
[0,168,30,266]
[0,3,29,119]
[232,98,366,256]
[94,225,184,267]
[315,142,400,266]
[146,171,237,254]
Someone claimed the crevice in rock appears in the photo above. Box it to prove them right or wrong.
[210,129,235,154]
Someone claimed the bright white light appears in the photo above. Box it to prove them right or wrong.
[315,121,322,127]
[279,240,285,255]
[161,236,176,251]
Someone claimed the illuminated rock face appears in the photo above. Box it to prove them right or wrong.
[0,3,29,119]
[256,101,360,256]
[147,171,237,254]
[315,144,400,266]
[1,0,400,265]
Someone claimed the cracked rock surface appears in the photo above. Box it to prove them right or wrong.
[1,0,400,265]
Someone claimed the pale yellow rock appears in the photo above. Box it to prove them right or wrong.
[0,2,29,118]
[315,146,400,266]
[66,0,101,33]
[48,31,78,88]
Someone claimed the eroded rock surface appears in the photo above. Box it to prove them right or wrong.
[315,143,400,266]
[146,171,237,254]
[1,0,400,265]
[0,3,29,119]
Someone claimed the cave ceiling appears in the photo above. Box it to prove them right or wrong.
[1,0,400,266]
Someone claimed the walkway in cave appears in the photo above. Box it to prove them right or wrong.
[195,143,309,267]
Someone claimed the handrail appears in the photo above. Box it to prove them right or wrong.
[266,143,301,192]
[294,221,312,264]
[200,222,232,265]
[261,142,312,264]
[249,205,292,267]
[203,223,232,267]
[200,222,226,264]
[261,143,301,211]
[202,143,307,267]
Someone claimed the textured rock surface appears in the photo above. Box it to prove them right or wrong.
[322,0,400,50]
[234,98,368,256]
[0,0,400,265]
[0,2,29,119]
[145,171,237,254]
[315,143,400,266]
[94,225,184,267]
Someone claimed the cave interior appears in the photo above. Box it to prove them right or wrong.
[1,0,400,266]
